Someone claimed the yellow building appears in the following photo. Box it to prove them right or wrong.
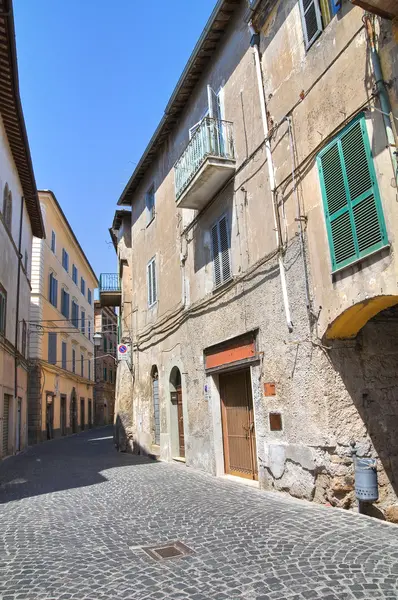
[28,190,98,443]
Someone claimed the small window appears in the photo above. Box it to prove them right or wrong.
[72,301,79,328]
[21,320,27,358]
[269,412,283,431]
[72,264,78,284]
[211,215,231,288]
[299,0,341,49]
[103,337,107,352]
[62,341,67,370]
[62,249,69,272]
[72,348,76,373]
[147,257,157,307]
[61,289,70,319]
[51,230,56,253]
[103,367,107,382]
[318,115,388,272]
[81,310,86,335]
[49,273,58,308]
[88,289,92,305]
[81,277,85,296]
[81,354,84,377]
[0,284,6,335]
[146,185,155,224]
[48,332,57,365]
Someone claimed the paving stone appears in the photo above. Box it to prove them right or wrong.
[0,427,398,599]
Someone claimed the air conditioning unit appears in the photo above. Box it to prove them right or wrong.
[350,0,398,19]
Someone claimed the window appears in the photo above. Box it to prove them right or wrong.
[0,284,6,335]
[146,185,155,224]
[211,215,231,287]
[103,337,107,352]
[72,264,78,284]
[21,320,27,357]
[72,300,79,328]
[147,257,157,307]
[51,230,56,253]
[62,341,67,370]
[62,249,69,272]
[88,289,92,305]
[3,184,12,231]
[88,320,91,341]
[24,251,28,274]
[318,115,388,272]
[49,273,58,308]
[81,310,86,335]
[103,367,107,382]
[269,412,283,431]
[61,289,70,319]
[81,277,85,296]
[88,359,91,381]
[72,348,76,373]
[81,354,84,377]
[299,0,341,49]
[48,332,57,365]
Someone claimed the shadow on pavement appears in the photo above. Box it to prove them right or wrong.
[0,425,156,504]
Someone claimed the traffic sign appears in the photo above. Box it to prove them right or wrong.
[118,343,131,362]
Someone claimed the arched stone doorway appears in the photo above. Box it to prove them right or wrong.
[151,366,160,446]
[169,366,184,458]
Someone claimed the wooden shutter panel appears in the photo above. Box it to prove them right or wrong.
[48,333,57,364]
[299,0,322,48]
[219,216,231,282]
[211,223,222,287]
[318,116,387,271]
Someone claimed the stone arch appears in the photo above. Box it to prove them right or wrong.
[325,295,398,340]
[169,365,184,459]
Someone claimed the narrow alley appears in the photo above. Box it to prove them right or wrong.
[0,427,397,600]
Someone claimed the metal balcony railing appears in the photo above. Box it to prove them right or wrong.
[174,117,235,201]
[99,274,121,293]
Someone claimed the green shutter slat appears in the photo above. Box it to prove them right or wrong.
[318,114,388,271]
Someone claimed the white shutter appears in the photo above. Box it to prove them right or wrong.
[211,223,222,287]
[219,216,231,283]
[299,0,322,48]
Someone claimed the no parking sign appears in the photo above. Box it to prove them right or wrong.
[117,343,131,362]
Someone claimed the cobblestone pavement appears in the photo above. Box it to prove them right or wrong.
[1,428,398,600]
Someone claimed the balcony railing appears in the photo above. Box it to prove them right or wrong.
[174,117,235,201]
[99,274,121,293]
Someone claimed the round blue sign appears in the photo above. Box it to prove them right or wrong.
[119,344,128,354]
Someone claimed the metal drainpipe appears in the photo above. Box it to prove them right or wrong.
[364,15,398,185]
[14,195,24,398]
[249,24,293,332]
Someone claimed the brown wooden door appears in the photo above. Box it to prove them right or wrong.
[220,369,257,480]
[177,386,185,458]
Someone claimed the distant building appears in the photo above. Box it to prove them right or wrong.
[94,301,117,426]
[0,0,45,459]
[28,191,97,443]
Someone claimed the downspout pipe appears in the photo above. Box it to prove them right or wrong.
[364,16,397,184]
[14,195,24,398]
[249,23,294,332]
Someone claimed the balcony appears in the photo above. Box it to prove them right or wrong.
[99,273,121,307]
[350,0,397,19]
[174,117,236,210]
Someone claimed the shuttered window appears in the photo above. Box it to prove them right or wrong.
[51,231,56,253]
[49,273,58,308]
[72,264,78,284]
[299,0,341,49]
[81,310,86,335]
[147,257,157,307]
[318,115,388,272]
[62,341,67,370]
[61,289,70,319]
[72,348,76,373]
[146,186,155,224]
[72,301,79,328]
[48,332,57,365]
[211,215,231,288]
[81,277,85,296]
[62,249,69,272]
[0,284,6,335]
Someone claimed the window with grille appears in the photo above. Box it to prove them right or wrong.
[211,215,231,288]
[147,257,157,307]
[0,284,6,335]
[299,0,341,49]
[62,341,67,370]
[48,333,57,365]
[318,115,388,272]
[72,301,79,328]
[146,186,155,224]
[62,249,69,272]
[49,273,58,308]
[72,264,78,284]
[61,289,70,319]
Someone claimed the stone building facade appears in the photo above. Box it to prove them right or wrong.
[94,302,117,426]
[106,0,398,519]
[0,0,45,460]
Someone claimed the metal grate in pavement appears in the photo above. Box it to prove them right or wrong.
[140,541,194,561]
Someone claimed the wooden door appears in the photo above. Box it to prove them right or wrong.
[80,398,85,431]
[176,387,185,458]
[71,397,77,433]
[220,369,257,480]
[60,396,67,436]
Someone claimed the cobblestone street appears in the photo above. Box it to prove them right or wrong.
[0,427,398,600]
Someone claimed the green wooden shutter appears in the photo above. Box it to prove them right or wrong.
[318,115,387,271]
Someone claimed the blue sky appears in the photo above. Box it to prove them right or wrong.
[13,0,216,277]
